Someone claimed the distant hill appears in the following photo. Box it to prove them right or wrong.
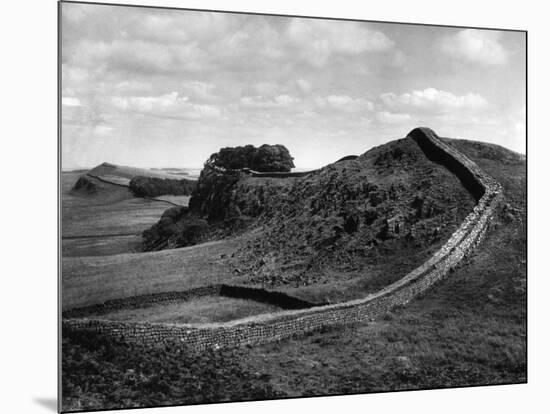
[70,162,198,202]
[86,162,189,186]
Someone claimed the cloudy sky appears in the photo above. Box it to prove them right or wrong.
[61,2,526,170]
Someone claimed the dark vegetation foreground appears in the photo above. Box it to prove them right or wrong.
[61,138,525,411]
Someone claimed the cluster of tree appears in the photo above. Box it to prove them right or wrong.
[205,144,295,172]
[129,176,196,198]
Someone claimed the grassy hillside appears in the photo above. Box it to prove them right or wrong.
[62,172,186,257]
[62,137,526,411]
[230,138,475,294]
[62,237,249,309]
[63,161,199,257]
[144,137,476,302]
[234,138,526,395]
[88,162,188,182]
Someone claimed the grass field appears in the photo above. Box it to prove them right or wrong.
[62,169,253,310]
[151,195,191,206]
[90,296,282,324]
[62,172,188,257]
[62,238,250,310]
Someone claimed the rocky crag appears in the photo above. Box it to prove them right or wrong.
[143,133,476,292]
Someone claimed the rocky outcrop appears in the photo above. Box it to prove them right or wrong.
[153,134,471,262]
[188,166,243,222]
[229,136,475,287]
[63,128,503,351]
[141,206,209,251]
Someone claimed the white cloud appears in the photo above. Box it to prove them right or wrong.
[390,50,407,67]
[286,19,394,67]
[440,29,508,66]
[111,92,221,119]
[250,82,280,96]
[111,92,184,112]
[240,94,300,109]
[62,97,81,107]
[274,95,297,106]
[375,111,412,124]
[113,80,153,93]
[67,37,210,76]
[179,81,218,102]
[296,79,312,94]
[380,88,488,114]
[315,95,374,112]
[93,125,113,136]
[60,3,525,168]
[62,2,88,23]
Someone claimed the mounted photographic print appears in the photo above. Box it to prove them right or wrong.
[59,1,527,412]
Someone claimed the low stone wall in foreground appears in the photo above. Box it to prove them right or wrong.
[63,284,324,319]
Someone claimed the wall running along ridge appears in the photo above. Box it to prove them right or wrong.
[84,173,186,207]
[63,128,503,351]
[202,164,322,178]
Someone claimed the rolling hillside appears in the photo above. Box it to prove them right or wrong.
[62,135,526,411]
[62,163,195,257]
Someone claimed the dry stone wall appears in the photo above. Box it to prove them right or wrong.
[63,284,324,319]
[85,173,130,188]
[63,127,503,351]
[62,285,223,318]
[204,164,320,178]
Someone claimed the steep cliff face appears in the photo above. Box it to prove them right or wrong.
[188,168,242,222]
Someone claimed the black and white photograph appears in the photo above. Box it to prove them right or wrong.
[58,1,527,412]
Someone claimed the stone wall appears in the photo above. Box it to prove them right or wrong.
[86,173,130,188]
[62,285,223,318]
[63,284,323,319]
[203,164,320,178]
[63,127,503,352]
